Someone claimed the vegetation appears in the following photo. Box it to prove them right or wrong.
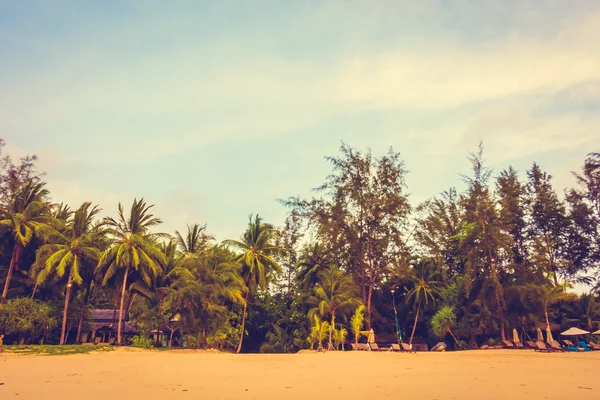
[0,138,599,352]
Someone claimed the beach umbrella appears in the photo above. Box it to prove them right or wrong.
[594,330,600,335]
[367,329,375,343]
[536,327,544,341]
[512,328,520,344]
[546,325,554,343]
[561,327,590,336]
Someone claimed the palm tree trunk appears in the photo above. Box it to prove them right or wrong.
[236,291,250,353]
[328,313,335,350]
[117,265,130,345]
[60,274,74,345]
[2,244,22,300]
[31,282,38,299]
[409,302,420,345]
[76,283,92,343]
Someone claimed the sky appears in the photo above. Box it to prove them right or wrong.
[1,0,599,243]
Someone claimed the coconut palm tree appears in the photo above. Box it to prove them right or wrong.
[526,281,570,330]
[405,262,442,344]
[296,242,330,289]
[224,214,283,353]
[175,223,213,258]
[350,304,366,346]
[310,264,360,350]
[96,198,167,344]
[308,314,330,351]
[33,202,102,344]
[0,180,60,299]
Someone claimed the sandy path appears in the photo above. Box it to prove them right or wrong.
[1,349,598,400]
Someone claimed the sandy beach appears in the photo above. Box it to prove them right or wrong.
[1,349,598,400]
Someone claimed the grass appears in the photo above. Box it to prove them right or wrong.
[4,344,116,356]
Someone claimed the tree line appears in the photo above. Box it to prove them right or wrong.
[0,138,599,351]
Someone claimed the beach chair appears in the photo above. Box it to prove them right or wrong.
[548,341,565,351]
[401,343,415,353]
[351,343,367,351]
[390,343,401,352]
[578,341,593,352]
[94,337,102,344]
[479,344,489,350]
[534,341,555,352]
[525,341,537,349]
[108,337,116,345]
[501,340,515,349]
[588,342,600,350]
[514,341,525,349]
[368,343,386,352]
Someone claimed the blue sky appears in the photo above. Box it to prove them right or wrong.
[1,0,599,242]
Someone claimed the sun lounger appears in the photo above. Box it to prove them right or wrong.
[514,341,525,349]
[526,341,537,349]
[588,342,600,350]
[351,343,368,351]
[390,343,401,352]
[401,343,415,353]
[534,341,555,352]
[578,341,593,352]
[502,340,515,349]
[548,341,565,351]
[368,343,386,352]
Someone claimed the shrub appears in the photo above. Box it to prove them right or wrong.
[130,335,154,349]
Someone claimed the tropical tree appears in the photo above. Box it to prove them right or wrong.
[405,262,442,344]
[33,202,102,344]
[96,198,167,344]
[307,314,330,351]
[0,180,60,299]
[224,214,283,353]
[526,282,569,329]
[333,326,348,350]
[295,242,331,289]
[310,264,360,350]
[350,304,366,346]
[431,305,458,343]
[175,223,213,258]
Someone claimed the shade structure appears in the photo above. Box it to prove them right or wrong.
[367,329,375,343]
[594,330,600,335]
[546,325,554,342]
[512,328,520,343]
[561,327,590,336]
[537,327,544,341]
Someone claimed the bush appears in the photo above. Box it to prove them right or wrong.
[455,340,469,350]
[130,335,154,349]
[487,338,498,346]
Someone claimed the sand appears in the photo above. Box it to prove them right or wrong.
[1,349,598,400]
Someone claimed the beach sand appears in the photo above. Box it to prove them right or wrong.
[1,348,598,399]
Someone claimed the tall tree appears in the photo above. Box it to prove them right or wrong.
[285,144,411,326]
[33,202,102,344]
[96,198,167,344]
[310,264,360,350]
[527,163,568,284]
[0,180,60,299]
[459,143,511,340]
[224,214,283,353]
[405,262,442,344]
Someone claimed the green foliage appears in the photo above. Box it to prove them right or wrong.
[5,344,115,355]
[130,335,155,349]
[0,298,58,342]
[350,304,366,344]
[431,306,457,342]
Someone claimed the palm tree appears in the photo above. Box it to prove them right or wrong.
[96,199,167,344]
[33,202,101,344]
[308,314,330,351]
[350,304,366,346]
[311,264,360,350]
[0,180,60,299]
[526,282,570,330]
[431,305,458,343]
[296,242,330,289]
[334,327,348,350]
[405,263,442,345]
[224,214,283,353]
[175,223,213,258]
